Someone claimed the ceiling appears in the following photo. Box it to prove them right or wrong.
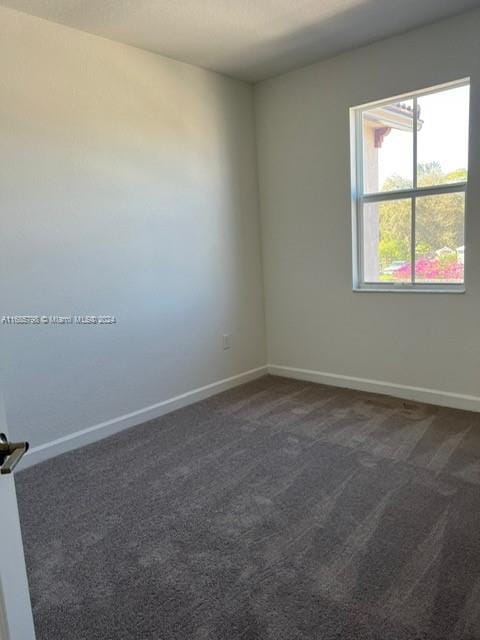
[1,0,479,82]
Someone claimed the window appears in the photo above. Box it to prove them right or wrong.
[351,79,470,291]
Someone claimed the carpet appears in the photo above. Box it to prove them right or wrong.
[16,375,480,639]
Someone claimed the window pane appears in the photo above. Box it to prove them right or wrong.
[363,199,412,283]
[417,84,469,188]
[362,100,414,194]
[415,193,465,283]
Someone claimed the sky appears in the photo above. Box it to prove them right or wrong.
[373,83,470,190]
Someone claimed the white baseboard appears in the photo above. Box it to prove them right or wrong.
[268,364,480,413]
[23,362,479,470]
[24,365,268,469]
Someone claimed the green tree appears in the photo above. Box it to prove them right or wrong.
[378,163,465,269]
[377,193,411,270]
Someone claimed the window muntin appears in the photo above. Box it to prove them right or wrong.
[353,79,469,291]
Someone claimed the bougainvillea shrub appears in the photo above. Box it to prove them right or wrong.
[394,257,463,282]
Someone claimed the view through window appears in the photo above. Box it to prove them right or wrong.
[353,80,469,290]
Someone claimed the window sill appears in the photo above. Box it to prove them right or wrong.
[353,286,466,294]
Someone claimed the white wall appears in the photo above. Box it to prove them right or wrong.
[255,10,480,402]
[0,6,266,448]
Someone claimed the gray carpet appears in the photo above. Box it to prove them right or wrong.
[16,375,480,640]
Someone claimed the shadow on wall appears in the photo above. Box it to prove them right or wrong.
[0,14,264,447]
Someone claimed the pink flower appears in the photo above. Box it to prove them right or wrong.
[393,258,463,281]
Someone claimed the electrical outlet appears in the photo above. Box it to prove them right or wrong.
[222,334,232,350]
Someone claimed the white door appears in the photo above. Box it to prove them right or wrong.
[0,389,36,640]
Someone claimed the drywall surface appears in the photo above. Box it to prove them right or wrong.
[0,6,266,447]
[255,10,480,399]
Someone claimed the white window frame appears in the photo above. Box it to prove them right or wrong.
[351,78,469,293]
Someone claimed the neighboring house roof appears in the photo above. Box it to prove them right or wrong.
[364,101,423,148]
[365,102,423,131]
[436,246,456,255]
